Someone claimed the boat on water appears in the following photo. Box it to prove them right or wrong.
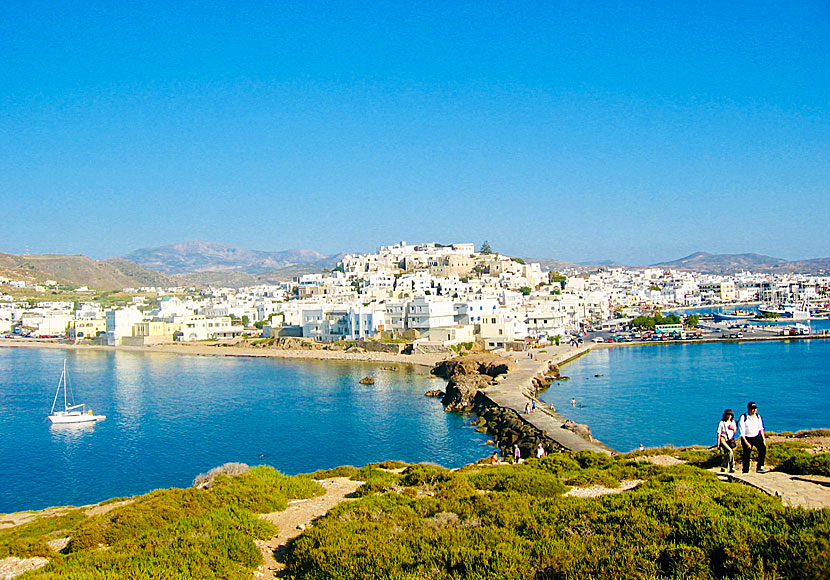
[758,301,813,320]
[48,360,106,424]
[713,309,756,322]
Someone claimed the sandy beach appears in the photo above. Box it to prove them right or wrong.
[0,338,449,369]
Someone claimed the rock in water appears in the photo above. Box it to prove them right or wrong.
[441,374,491,412]
[424,390,445,398]
[359,377,375,385]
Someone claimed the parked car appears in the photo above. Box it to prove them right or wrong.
[591,337,605,343]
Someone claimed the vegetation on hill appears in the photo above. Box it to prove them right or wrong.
[0,466,323,579]
[286,451,830,580]
[2,447,829,579]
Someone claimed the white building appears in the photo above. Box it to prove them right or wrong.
[106,307,145,346]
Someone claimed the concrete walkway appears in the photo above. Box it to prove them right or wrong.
[721,470,830,509]
[481,343,615,454]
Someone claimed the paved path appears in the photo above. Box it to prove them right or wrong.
[720,470,830,509]
[481,343,615,454]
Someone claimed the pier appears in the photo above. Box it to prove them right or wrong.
[480,343,616,455]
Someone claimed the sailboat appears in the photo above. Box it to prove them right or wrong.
[48,360,106,424]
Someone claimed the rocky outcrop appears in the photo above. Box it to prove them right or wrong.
[531,362,563,392]
[267,337,325,350]
[431,354,514,380]
[355,339,407,354]
[441,374,492,412]
[359,377,375,385]
[424,389,445,398]
[431,354,512,412]
[563,420,593,442]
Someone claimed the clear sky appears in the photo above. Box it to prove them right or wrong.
[2,1,828,265]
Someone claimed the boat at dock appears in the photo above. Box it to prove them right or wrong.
[713,309,756,322]
[758,302,813,320]
[48,361,106,424]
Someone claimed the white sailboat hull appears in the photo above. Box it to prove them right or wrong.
[48,412,106,424]
[48,360,105,425]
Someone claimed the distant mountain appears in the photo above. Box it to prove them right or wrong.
[0,252,175,290]
[524,257,586,272]
[124,240,343,276]
[653,252,830,274]
[177,264,329,287]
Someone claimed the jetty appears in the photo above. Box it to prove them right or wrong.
[480,343,616,455]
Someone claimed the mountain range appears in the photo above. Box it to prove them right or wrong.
[123,240,343,275]
[652,252,830,274]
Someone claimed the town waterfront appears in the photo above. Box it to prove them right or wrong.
[539,338,830,452]
[0,348,489,514]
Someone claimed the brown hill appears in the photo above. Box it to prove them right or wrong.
[0,252,175,291]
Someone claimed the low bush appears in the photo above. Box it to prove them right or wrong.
[284,456,830,580]
[1,466,323,579]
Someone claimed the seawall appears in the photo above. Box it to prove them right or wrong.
[470,343,616,456]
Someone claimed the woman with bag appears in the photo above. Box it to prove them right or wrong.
[716,409,738,473]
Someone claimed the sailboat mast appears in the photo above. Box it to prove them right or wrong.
[63,360,67,411]
[50,361,64,414]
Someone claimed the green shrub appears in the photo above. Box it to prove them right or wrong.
[399,464,453,487]
[463,466,568,497]
[303,465,359,480]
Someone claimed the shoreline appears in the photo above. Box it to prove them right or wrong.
[0,338,446,369]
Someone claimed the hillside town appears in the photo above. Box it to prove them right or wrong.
[1,241,828,350]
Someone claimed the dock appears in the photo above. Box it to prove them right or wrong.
[480,343,615,454]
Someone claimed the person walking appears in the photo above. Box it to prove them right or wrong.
[739,401,767,473]
[716,409,738,473]
[513,444,521,464]
[536,443,546,458]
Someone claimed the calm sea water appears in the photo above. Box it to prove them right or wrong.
[539,339,830,452]
[0,348,489,514]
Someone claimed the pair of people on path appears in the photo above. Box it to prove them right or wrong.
[717,401,767,474]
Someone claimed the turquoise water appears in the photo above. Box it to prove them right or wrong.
[0,348,489,514]
[539,339,830,452]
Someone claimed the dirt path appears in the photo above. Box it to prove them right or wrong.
[253,477,363,579]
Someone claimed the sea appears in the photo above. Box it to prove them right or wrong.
[538,337,830,452]
[0,348,488,514]
[3,335,829,514]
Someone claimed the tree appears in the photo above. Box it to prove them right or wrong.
[510,257,526,264]
[519,286,532,296]
[480,240,493,255]
[685,315,700,328]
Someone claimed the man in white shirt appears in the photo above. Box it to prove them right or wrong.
[739,401,767,473]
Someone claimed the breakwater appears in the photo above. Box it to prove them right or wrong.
[431,346,615,457]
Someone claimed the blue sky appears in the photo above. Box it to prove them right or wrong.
[2,1,828,265]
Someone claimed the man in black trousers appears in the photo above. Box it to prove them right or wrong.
[738,401,768,473]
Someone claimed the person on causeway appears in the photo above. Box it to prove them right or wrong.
[738,401,768,473]
[716,409,738,473]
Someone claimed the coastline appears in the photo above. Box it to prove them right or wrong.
[0,338,447,369]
